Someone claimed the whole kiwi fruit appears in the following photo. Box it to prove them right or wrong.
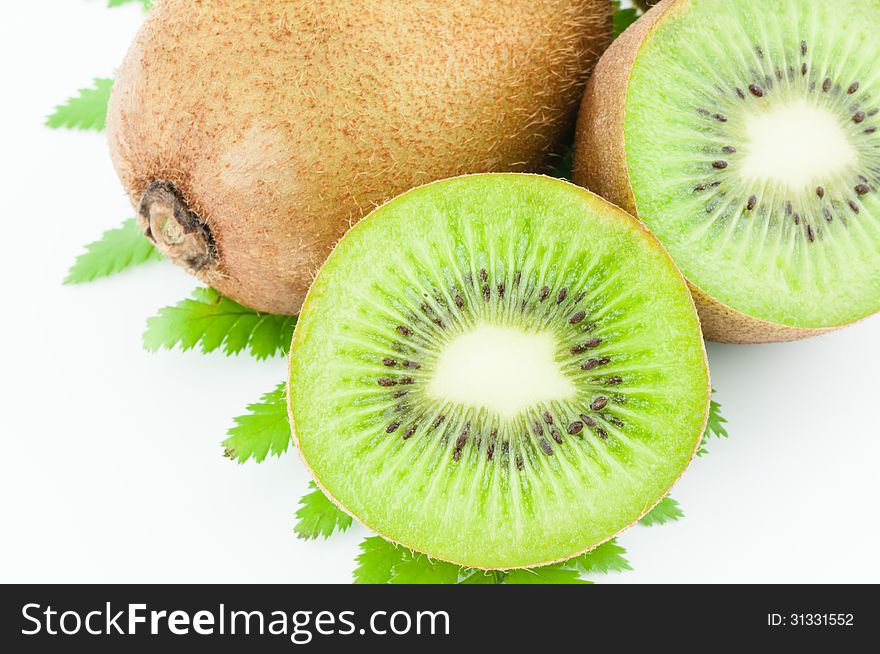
[107,0,612,315]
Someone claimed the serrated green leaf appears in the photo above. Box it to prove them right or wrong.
[640,496,685,527]
[65,218,163,284]
[503,566,591,585]
[613,8,641,38]
[47,78,113,131]
[354,537,403,585]
[570,539,632,575]
[390,554,461,585]
[698,394,729,456]
[143,288,297,360]
[293,482,353,540]
[459,570,499,584]
[222,383,291,464]
[107,0,153,9]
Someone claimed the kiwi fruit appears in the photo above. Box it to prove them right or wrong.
[574,0,880,343]
[107,0,612,315]
[287,174,710,569]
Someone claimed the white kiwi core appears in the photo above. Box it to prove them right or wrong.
[427,323,575,420]
[740,99,857,191]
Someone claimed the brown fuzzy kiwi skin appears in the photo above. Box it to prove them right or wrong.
[107,0,613,316]
[572,0,846,344]
[287,173,711,571]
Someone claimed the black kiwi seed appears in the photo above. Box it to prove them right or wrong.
[543,411,554,425]
[848,82,860,94]
[801,40,807,56]
[378,378,396,387]
[383,357,397,366]
[551,429,563,445]
[823,78,832,92]
[569,310,586,325]
[556,288,569,304]
[849,200,860,213]
[432,414,446,428]
[816,186,825,199]
[794,213,801,225]
[514,271,522,287]
[539,439,554,456]
[606,376,623,386]
[748,84,764,97]
[866,127,878,134]
[755,45,764,58]
[454,294,464,309]
[386,420,401,433]
[714,113,728,122]
[824,208,834,222]
[747,195,757,211]
[596,427,608,440]
[515,455,524,470]
[403,423,418,440]
[736,87,746,99]
[695,183,708,192]
[539,286,550,302]
[580,414,597,427]
[853,111,866,123]
[567,421,584,436]
[396,325,412,337]
[482,283,490,302]
[533,420,544,436]
[590,397,609,411]
[392,390,407,399]
[582,357,610,371]
[722,146,737,154]
[713,160,729,169]
[855,184,870,196]
[497,282,505,299]
[571,338,601,355]
[801,63,808,76]
[807,225,816,243]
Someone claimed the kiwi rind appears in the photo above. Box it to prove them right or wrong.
[572,0,850,344]
[107,0,613,315]
[287,173,711,570]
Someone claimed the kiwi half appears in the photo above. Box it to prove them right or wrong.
[574,0,880,343]
[107,0,612,315]
[288,174,710,569]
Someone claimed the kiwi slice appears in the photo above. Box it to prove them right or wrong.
[574,0,880,343]
[288,174,709,569]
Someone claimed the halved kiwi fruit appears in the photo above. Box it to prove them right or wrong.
[288,174,710,569]
[574,0,880,343]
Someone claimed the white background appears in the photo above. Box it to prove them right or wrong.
[1,0,877,584]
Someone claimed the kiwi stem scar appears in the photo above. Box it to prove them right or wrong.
[138,181,217,273]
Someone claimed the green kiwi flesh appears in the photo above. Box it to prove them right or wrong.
[288,174,710,569]
[622,0,880,329]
